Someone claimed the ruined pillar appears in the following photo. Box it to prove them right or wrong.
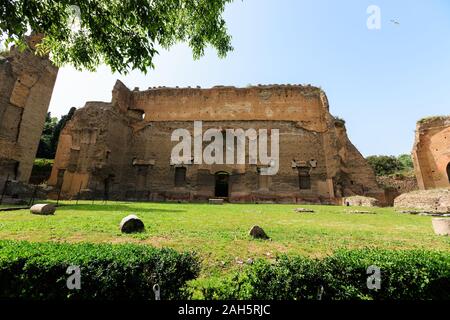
[0,34,59,182]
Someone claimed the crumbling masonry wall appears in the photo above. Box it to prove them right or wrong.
[49,81,384,204]
[412,116,450,190]
[0,35,58,184]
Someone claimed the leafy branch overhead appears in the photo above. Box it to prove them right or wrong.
[0,0,234,73]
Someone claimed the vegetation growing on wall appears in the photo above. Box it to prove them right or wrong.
[418,115,448,124]
[333,116,346,125]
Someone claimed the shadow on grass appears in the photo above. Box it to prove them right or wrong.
[54,203,187,214]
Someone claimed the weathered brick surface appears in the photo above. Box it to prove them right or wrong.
[0,34,58,183]
[394,189,450,213]
[412,116,450,190]
[376,175,418,194]
[49,81,383,204]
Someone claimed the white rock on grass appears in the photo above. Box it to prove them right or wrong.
[30,204,56,215]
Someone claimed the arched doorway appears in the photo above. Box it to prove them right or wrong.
[215,172,229,198]
[298,167,311,190]
[447,162,450,183]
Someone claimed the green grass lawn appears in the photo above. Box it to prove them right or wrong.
[0,201,448,277]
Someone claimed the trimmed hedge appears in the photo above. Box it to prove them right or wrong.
[2,242,448,300]
[0,241,200,300]
[199,249,450,300]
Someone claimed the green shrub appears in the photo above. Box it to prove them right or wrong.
[418,116,448,124]
[30,159,54,184]
[366,155,404,176]
[397,154,413,171]
[334,116,346,125]
[198,249,450,300]
[366,154,415,177]
[195,273,254,300]
[0,241,200,300]
[320,250,450,300]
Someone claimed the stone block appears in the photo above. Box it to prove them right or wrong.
[30,203,56,215]
[120,214,145,233]
[9,81,30,107]
[249,225,270,240]
[432,218,450,236]
[344,196,380,207]
[18,73,39,88]
[209,198,224,205]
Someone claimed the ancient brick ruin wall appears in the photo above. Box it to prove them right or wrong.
[49,81,383,203]
[129,85,328,132]
[412,116,450,190]
[376,175,418,194]
[376,175,419,206]
[48,101,131,196]
[131,121,331,202]
[0,35,58,184]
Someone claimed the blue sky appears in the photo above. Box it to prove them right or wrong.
[48,0,450,156]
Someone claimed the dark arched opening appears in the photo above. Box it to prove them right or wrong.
[446,162,450,183]
[298,167,311,190]
[215,171,229,198]
[103,175,114,201]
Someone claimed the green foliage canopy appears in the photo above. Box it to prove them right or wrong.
[36,112,58,159]
[0,0,234,73]
[366,154,414,176]
[36,107,76,159]
[397,154,413,169]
